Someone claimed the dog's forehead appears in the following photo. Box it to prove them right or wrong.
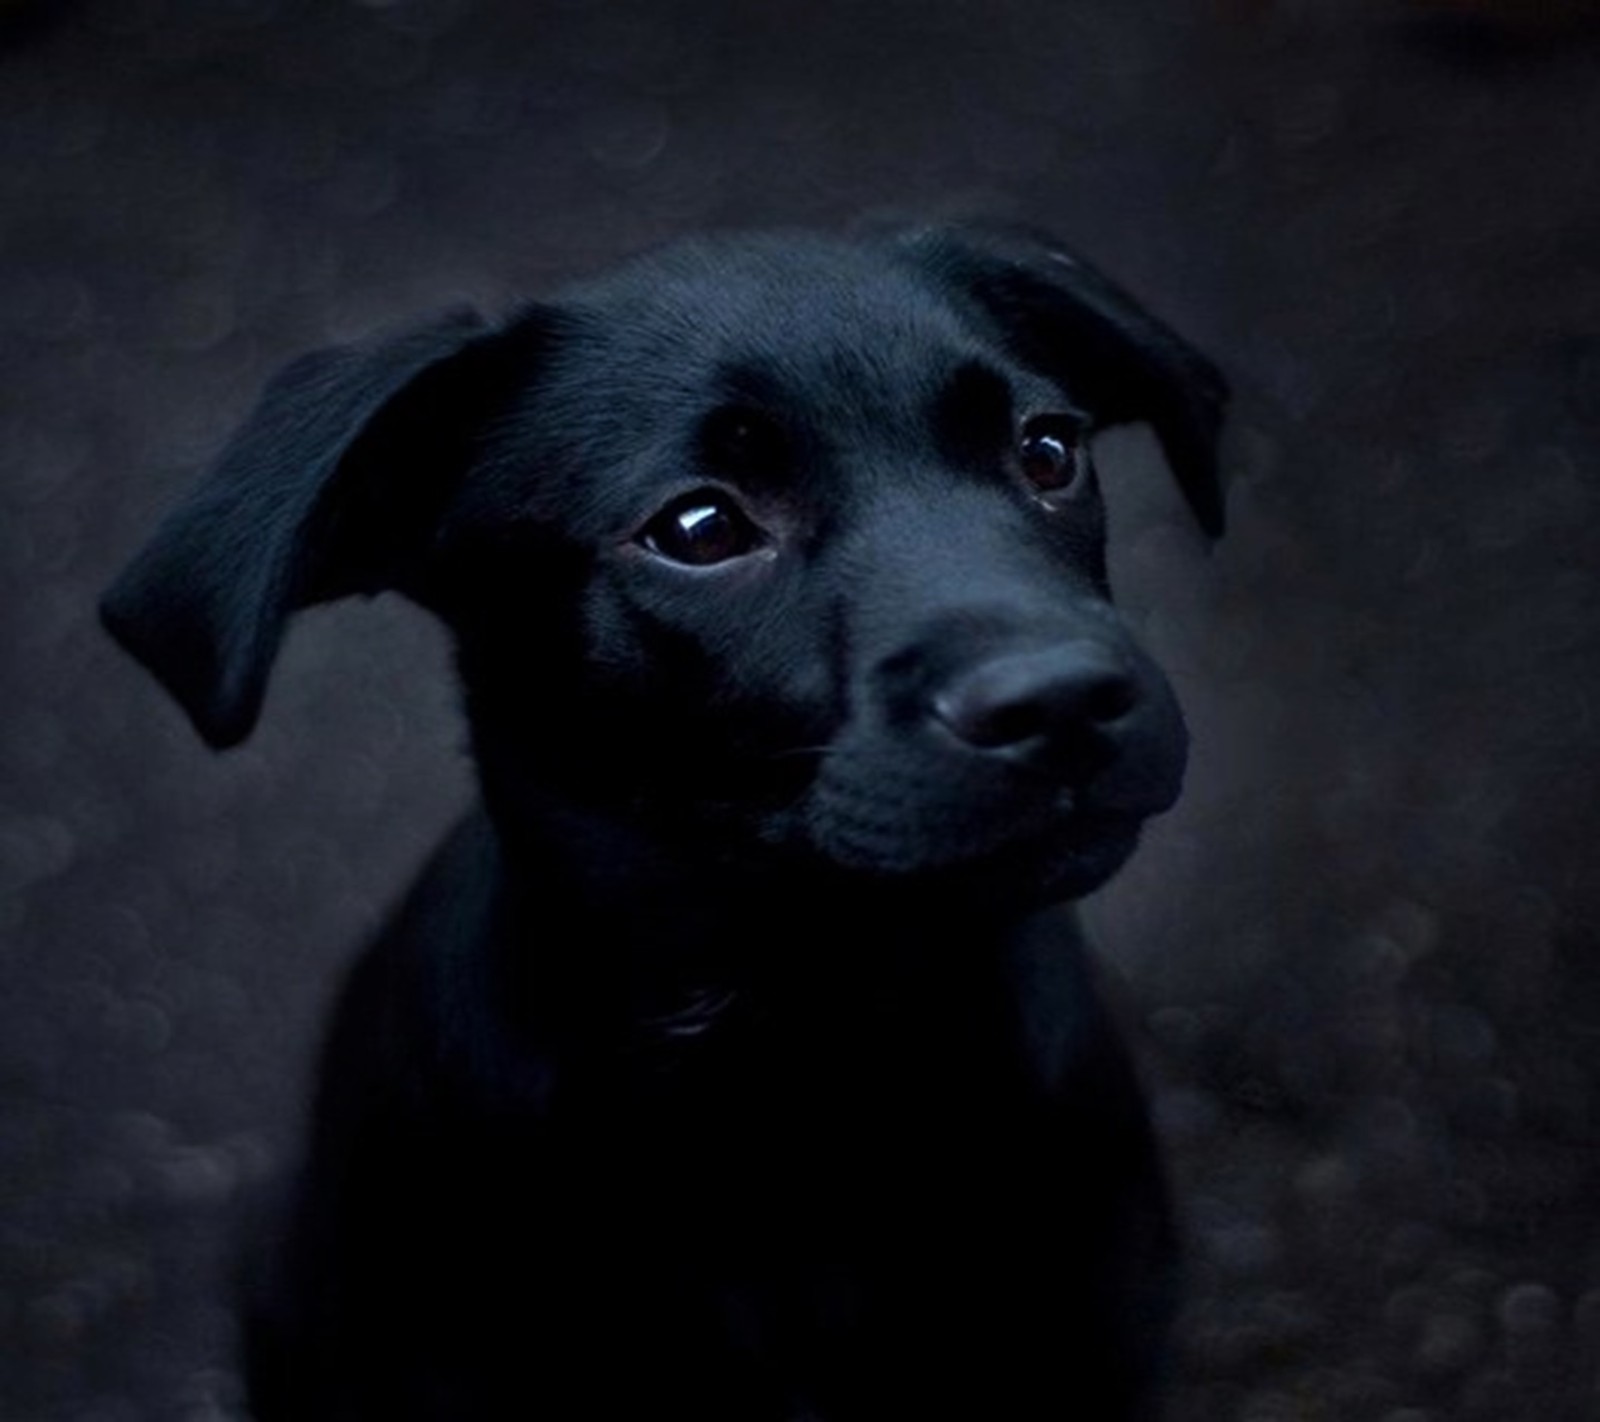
[464,236,1046,537]
[559,234,987,409]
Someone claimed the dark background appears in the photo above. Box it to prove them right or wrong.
[3,1,1599,1418]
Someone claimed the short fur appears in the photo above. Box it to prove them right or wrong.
[103,223,1226,1421]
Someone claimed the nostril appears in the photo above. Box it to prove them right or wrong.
[930,647,1137,755]
[932,690,1040,750]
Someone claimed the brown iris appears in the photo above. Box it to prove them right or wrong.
[1017,417,1091,502]
[638,492,765,566]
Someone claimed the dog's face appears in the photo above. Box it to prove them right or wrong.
[103,225,1225,905]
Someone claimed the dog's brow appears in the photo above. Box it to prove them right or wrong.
[688,358,850,500]
[710,358,789,412]
[933,361,1014,461]
[944,361,1013,418]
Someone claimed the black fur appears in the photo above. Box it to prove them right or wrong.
[103,223,1226,1420]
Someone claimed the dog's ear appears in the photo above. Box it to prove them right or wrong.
[892,223,1228,538]
[101,307,525,749]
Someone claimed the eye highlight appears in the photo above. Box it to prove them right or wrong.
[1017,416,1093,505]
[637,491,767,567]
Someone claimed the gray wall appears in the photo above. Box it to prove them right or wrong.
[2,1,1598,1418]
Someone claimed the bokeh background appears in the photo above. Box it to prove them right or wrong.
[3,1,1599,1418]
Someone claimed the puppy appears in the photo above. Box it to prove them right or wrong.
[103,222,1226,1421]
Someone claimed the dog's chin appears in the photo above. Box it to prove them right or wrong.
[794,797,1148,908]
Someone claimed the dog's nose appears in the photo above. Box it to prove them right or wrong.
[930,644,1137,771]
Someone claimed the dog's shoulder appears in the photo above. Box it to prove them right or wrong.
[313,811,550,1120]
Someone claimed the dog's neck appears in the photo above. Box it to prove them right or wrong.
[469,768,1070,1059]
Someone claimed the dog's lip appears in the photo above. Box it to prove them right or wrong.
[1044,798,1144,856]
[886,804,1148,905]
[997,801,1146,884]
[793,770,1151,885]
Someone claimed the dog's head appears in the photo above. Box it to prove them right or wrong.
[103,224,1225,904]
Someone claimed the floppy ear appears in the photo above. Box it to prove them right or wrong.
[892,223,1229,538]
[101,307,516,749]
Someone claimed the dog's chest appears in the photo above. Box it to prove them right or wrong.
[531,973,1064,1249]
[505,1002,1071,1392]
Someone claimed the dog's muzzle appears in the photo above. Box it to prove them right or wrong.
[799,623,1188,896]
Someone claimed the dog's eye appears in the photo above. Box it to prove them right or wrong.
[638,492,765,567]
[1017,418,1092,504]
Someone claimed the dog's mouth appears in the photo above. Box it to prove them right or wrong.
[779,760,1156,904]
[894,803,1147,905]
[603,696,1178,906]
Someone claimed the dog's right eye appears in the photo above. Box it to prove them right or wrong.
[637,492,766,567]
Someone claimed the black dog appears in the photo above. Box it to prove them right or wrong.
[103,222,1225,1421]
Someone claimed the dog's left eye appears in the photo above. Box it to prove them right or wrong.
[1017,417,1092,504]
[637,492,766,567]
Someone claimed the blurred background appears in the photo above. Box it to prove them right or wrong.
[3,1,1599,1418]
